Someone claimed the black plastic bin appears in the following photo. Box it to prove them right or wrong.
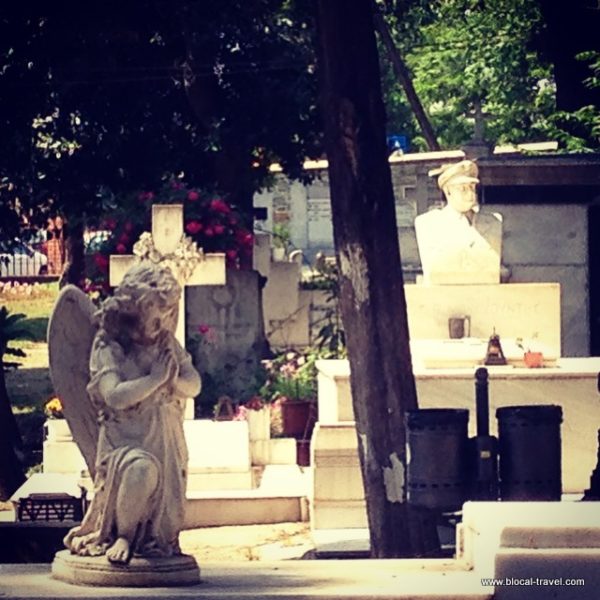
[406,409,470,511]
[496,405,562,501]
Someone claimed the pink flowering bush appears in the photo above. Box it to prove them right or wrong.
[85,182,253,297]
[259,350,317,404]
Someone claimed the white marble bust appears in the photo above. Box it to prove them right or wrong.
[415,160,502,285]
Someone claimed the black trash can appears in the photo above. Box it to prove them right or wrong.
[406,409,470,511]
[496,405,562,501]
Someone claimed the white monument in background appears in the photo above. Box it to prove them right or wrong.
[415,160,502,285]
[309,158,600,546]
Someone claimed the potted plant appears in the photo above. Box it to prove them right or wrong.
[261,351,317,440]
[44,396,72,441]
[271,223,291,261]
[516,338,544,368]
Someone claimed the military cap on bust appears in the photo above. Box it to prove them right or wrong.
[435,160,479,190]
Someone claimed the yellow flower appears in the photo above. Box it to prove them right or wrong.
[44,397,64,418]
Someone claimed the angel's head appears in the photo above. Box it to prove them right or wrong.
[99,262,181,345]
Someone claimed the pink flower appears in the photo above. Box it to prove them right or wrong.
[213,224,225,235]
[204,226,214,237]
[118,233,129,245]
[226,249,238,260]
[116,243,127,254]
[185,220,202,235]
[198,324,210,335]
[124,221,134,233]
[94,253,109,271]
[187,190,200,202]
[138,191,155,202]
[171,181,184,190]
[210,199,231,214]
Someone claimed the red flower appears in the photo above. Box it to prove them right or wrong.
[137,191,154,202]
[198,324,210,335]
[213,224,225,235]
[116,243,127,254]
[204,226,214,237]
[210,199,231,214]
[185,220,202,235]
[226,249,238,260]
[187,190,200,202]
[94,253,109,271]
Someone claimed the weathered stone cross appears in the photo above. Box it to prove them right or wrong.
[109,204,226,418]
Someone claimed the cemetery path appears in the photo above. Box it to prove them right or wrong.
[179,522,315,561]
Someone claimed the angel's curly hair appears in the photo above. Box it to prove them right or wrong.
[97,262,181,338]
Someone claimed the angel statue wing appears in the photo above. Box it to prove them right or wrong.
[48,285,99,479]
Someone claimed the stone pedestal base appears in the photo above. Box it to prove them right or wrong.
[51,550,200,587]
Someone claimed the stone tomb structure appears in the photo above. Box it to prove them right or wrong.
[310,160,600,538]
[254,151,598,357]
[109,204,226,420]
[12,213,306,528]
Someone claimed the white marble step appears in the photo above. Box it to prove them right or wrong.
[0,560,494,599]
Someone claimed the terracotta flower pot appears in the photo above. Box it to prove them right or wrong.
[523,351,543,368]
[281,399,316,439]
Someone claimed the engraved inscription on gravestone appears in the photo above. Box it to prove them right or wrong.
[187,270,266,412]
[307,179,333,246]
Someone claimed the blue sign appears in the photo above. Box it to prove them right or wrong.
[387,135,409,153]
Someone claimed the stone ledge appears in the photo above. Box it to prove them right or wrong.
[500,526,600,549]
[494,548,600,600]
[0,560,493,599]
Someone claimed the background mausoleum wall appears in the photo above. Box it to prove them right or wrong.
[253,155,589,356]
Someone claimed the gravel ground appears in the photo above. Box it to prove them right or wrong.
[179,522,315,562]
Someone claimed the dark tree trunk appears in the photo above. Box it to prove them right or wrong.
[537,0,600,112]
[0,361,25,500]
[316,0,439,557]
[60,220,86,288]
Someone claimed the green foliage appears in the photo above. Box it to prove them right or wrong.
[260,350,318,403]
[542,52,600,151]
[380,0,556,149]
[0,307,34,369]
[272,222,292,251]
[301,255,346,356]
[0,2,322,241]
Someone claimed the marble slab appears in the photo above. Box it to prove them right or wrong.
[405,283,561,356]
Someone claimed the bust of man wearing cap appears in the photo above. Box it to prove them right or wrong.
[414,160,503,285]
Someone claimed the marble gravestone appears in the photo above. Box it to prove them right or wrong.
[187,269,268,412]
[110,204,226,419]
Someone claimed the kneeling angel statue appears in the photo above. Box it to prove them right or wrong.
[48,262,201,564]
